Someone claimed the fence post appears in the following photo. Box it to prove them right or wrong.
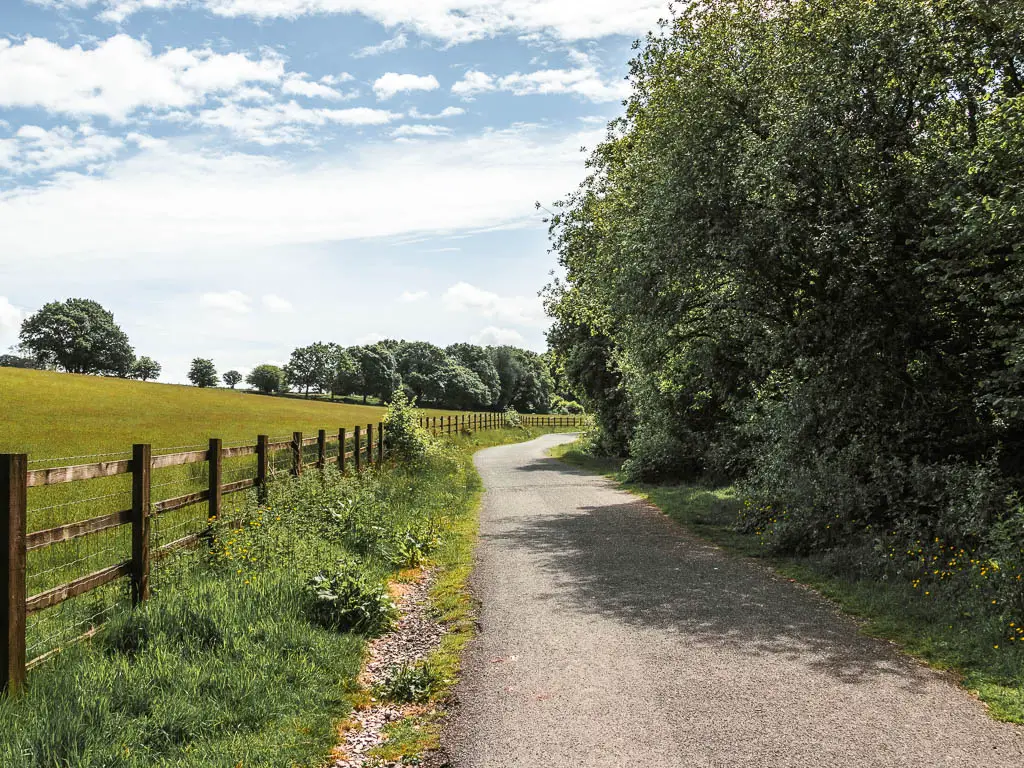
[338,428,346,474]
[318,429,327,471]
[131,444,151,606]
[256,435,269,502]
[354,426,361,472]
[1,454,27,697]
[367,424,374,467]
[448,416,452,436]
[209,438,223,521]
[292,432,303,477]
[377,422,384,464]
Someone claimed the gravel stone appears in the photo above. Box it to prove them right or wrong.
[332,568,446,768]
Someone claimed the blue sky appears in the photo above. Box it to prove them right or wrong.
[0,0,667,382]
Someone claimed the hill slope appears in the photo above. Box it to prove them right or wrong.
[1,368,401,461]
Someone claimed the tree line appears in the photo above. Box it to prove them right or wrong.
[547,0,1023,562]
[5,297,581,414]
[243,339,570,414]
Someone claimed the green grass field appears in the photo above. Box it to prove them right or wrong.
[0,367,473,463]
[0,367,524,668]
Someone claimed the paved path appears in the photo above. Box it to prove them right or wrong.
[443,433,1024,767]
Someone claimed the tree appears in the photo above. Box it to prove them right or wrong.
[223,370,242,389]
[332,348,362,399]
[544,0,1024,550]
[285,342,335,396]
[19,298,135,375]
[187,358,218,388]
[131,356,161,382]
[349,344,399,403]
[246,364,285,394]
[0,354,41,369]
[442,363,492,410]
[446,343,501,406]
[396,341,451,404]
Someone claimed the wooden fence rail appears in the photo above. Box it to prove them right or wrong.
[0,410,588,694]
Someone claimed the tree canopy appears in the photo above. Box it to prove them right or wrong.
[187,358,218,388]
[19,299,135,376]
[546,0,1024,553]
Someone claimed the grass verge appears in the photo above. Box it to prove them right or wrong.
[367,425,576,764]
[0,424,571,767]
[548,440,1024,724]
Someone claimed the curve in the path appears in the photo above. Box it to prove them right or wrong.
[443,433,1024,768]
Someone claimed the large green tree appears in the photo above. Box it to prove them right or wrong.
[187,358,218,388]
[547,0,1024,548]
[247,364,285,394]
[349,344,399,403]
[19,299,135,376]
[285,342,336,396]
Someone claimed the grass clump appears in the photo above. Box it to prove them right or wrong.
[374,661,445,704]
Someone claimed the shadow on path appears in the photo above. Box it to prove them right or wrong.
[485,491,929,689]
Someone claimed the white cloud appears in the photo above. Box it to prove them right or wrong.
[0,124,125,174]
[452,62,628,103]
[0,123,604,260]
[282,73,355,101]
[320,73,355,85]
[195,102,402,144]
[262,294,294,312]
[0,35,285,121]
[442,282,546,326]
[399,290,428,302]
[200,290,251,313]
[409,106,466,119]
[470,326,527,346]
[450,70,495,99]
[353,33,408,58]
[0,297,24,348]
[391,124,451,138]
[373,72,440,100]
[62,0,665,44]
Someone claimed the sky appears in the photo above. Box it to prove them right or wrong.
[0,0,669,383]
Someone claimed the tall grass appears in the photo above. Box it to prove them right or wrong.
[0,424,574,767]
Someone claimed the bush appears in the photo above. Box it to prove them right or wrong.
[503,406,522,429]
[305,559,395,635]
[551,395,585,414]
[383,391,429,462]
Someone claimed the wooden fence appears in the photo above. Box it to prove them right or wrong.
[419,412,587,434]
[0,411,587,694]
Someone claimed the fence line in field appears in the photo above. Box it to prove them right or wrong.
[0,411,587,694]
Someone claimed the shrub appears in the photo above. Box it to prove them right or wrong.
[383,390,430,462]
[305,558,395,635]
[503,406,522,429]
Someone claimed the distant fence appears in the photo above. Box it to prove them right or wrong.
[0,411,586,694]
[419,412,587,434]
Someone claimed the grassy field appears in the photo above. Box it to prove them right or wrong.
[0,367,474,463]
[550,441,1024,724]
[0,424,571,768]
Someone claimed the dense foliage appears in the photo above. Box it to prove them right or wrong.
[547,0,1024,581]
[19,299,137,376]
[187,358,218,388]
[259,339,556,412]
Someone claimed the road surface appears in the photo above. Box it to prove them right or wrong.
[443,433,1024,767]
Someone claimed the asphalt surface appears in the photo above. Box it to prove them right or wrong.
[443,433,1024,767]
